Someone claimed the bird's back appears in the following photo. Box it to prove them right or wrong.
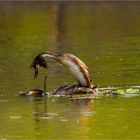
[61,54,93,88]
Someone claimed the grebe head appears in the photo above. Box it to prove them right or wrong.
[20,75,49,97]
[20,89,48,97]
[31,54,47,79]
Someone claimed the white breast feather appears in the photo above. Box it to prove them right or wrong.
[66,61,87,86]
[27,91,34,95]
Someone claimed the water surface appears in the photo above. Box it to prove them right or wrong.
[0,1,140,139]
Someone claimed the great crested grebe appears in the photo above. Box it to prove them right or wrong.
[20,75,48,97]
[31,52,98,96]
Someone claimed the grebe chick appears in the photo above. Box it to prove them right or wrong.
[20,75,48,97]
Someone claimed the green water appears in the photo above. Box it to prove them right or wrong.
[0,2,140,139]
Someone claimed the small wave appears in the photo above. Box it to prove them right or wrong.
[9,116,21,119]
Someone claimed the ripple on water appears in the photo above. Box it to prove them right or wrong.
[46,112,58,117]
[112,108,125,111]
[39,116,53,120]
[0,99,9,102]
[122,94,140,98]
[9,116,21,119]
[59,118,68,122]
[130,86,140,88]
[81,111,96,116]
[99,87,120,90]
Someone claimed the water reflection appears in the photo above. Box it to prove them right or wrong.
[53,3,66,49]
[22,96,94,139]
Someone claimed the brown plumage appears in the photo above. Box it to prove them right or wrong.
[52,85,98,96]
[31,52,97,96]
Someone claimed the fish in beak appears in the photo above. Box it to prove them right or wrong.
[34,66,39,79]
[31,55,48,79]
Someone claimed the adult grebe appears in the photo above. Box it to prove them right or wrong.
[31,52,98,95]
[20,75,48,97]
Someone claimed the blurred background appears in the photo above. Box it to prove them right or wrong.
[0,1,140,139]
